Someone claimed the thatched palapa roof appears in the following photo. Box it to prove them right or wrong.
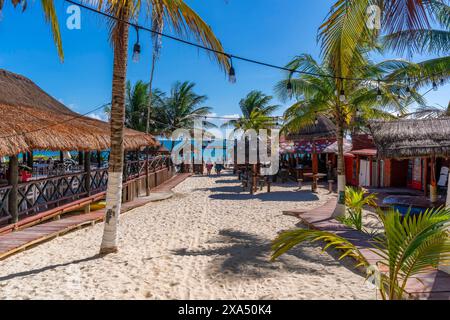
[286,115,336,141]
[369,118,450,159]
[0,69,158,156]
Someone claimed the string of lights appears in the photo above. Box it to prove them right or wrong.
[198,85,437,123]
[1,1,445,140]
[65,0,447,93]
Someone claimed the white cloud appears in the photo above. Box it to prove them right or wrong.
[88,112,108,122]
[222,114,240,119]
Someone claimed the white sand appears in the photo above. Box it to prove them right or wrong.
[0,173,376,299]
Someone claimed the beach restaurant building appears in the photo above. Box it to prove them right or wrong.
[0,69,171,229]
[369,118,450,204]
[279,116,338,180]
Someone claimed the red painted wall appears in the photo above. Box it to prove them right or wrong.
[389,159,409,187]
[345,156,357,186]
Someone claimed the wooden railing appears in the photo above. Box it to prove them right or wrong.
[0,155,172,225]
[0,186,12,225]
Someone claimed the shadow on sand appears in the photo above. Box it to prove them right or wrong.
[0,254,103,282]
[172,229,364,281]
[197,184,320,202]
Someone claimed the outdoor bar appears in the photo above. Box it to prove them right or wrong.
[0,69,172,228]
[279,115,337,191]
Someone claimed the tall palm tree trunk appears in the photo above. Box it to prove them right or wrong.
[333,120,346,217]
[100,14,129,254]
[145,53,157,134]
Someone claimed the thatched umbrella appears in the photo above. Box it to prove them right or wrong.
[0,69,158,157]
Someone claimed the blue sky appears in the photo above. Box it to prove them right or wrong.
[0,0,448,122]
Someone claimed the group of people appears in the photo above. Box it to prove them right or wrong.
[205,160,224,176]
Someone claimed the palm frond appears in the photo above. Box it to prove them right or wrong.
[271,229,368,267]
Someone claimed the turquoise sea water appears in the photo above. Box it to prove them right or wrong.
[13,139,225,161]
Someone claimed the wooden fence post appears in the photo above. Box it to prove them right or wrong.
[84,151,91,197]
[145,149,150,196]
[27,151,33,168]
[8,155,19,223]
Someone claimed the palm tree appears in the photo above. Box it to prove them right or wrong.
[144,0,230,134]
[381,0,450,57]
[402,102,450,119]
[272,207,450,300]
[318,0,443,82]
[152,81,214,150]
[222,91,279,188]
[124,80,165,132]
[93,0,139,255]
[3,0,63,59]
[318,0,449,109]
[90,0,228,254]
[103,82,165,129]
[125,80,149,132]
[145,1,163,134]
[222,90,280,131]
[275,54,417,216]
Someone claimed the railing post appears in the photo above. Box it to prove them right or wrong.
[97,151,102,168]
[27,151,33,168]
[84,151,91,196]
[145,148,150,196]
[123,151,128,181]
[78,151,84,166]
[8,155,19,223]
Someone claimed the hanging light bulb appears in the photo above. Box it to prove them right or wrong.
[132,27,141,63]
[339,89,346,103]
[228,57,236,83]
[405,78,411,97]
[405,86,411,97]
[432,81,438,91]
[287,80,293,97]
[376,88,382,101]
[376,80,382,102]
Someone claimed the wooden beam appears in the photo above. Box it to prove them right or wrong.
[312,142,318,174]
[145,148,150,196]
[84,151,91,196]
[423,157,428,197]
[430,156,437,203]
[97,151,102,168]
[27,151,33,168]
[78,151,84,166]
[8,155,19,223]
[356,156,360,186]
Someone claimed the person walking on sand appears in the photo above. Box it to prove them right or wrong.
[206,160,213,176]
[214,162,223,176]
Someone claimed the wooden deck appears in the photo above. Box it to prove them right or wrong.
[284,198,450,300]
[152,172,191,192]
[0,173,191,261]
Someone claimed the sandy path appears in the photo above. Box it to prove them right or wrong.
[0,173,376,299]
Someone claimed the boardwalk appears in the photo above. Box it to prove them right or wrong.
[0,173,191,261]
[285,199,450,300]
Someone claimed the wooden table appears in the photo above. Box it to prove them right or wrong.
[303,173,327,193]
